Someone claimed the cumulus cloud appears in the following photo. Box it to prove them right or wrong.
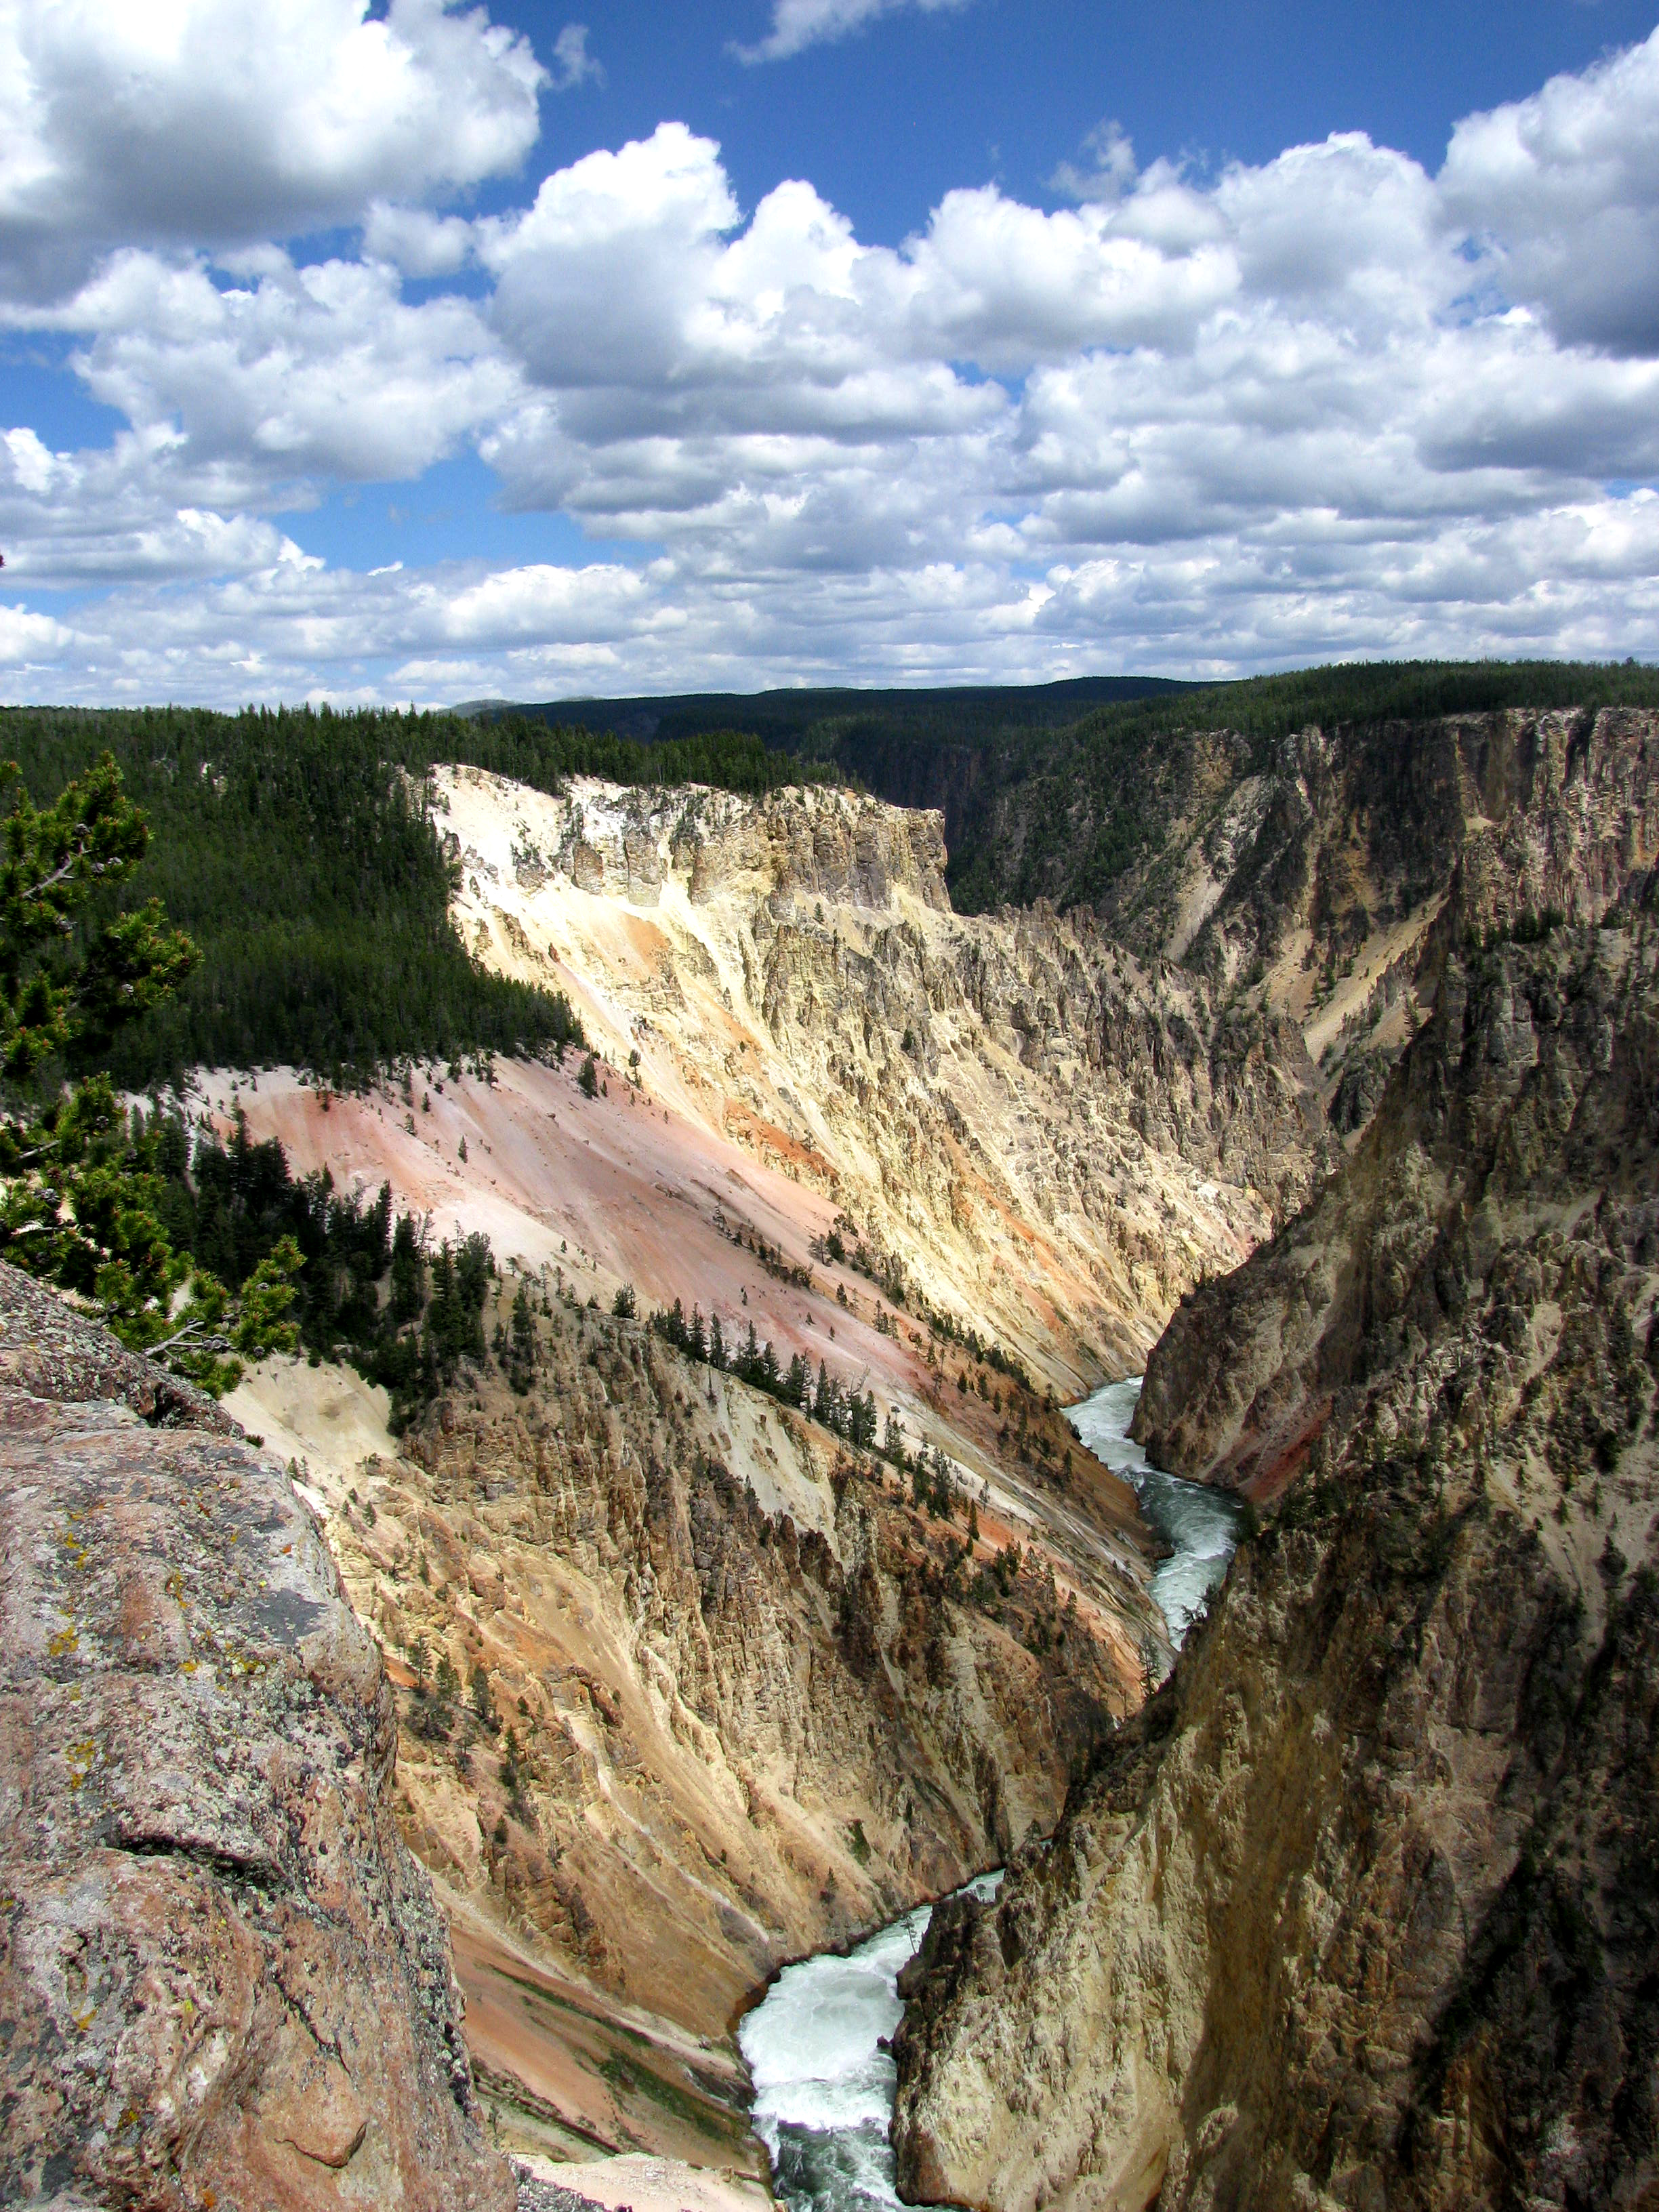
[1440,24,1659,351]
[733,0,970,66]
[0,0,546,302]
[0,422,311,586]
[5,14,1659,702]
[64,249,518,499]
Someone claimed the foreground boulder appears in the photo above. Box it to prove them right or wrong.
[0,1262,514,2211]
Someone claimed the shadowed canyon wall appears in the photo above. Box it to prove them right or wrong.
[892,708,1659,2212]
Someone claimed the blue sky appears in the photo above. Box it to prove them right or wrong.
[508,0,1659,238]
[3,0,1659,703]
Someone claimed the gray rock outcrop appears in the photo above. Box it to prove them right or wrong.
[0,1263,514,2211]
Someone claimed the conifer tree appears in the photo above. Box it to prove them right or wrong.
[0,754,298,1389]
[390,1213,425,1322]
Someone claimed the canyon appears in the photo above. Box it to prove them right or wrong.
[9,701,1656,2210]
[167,760,1330,2179]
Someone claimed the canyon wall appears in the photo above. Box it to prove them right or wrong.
[892,707,1659,2212]
[437,770,1334,1391]
[310,1282,1165,2165]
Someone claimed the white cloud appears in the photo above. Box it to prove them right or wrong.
[0,420,310,586]
[362,201,476,277]
[549,23,605,90]
[1440,24,1659,351]
[0,0,546,303]
[485,124,741,387]
[733,0,970,65]
[0,600,73,663]
[5,487,1658,709]
[6,17,1659,701]
[56,248,519,501]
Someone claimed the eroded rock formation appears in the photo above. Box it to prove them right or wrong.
[438,768,1334,1390]
[891,708,1659,2212]
[325,1293,1159,2055]
[0,1263,513,2211]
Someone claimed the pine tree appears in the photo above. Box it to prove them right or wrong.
[0,755,300,1391]
[511,1281,537,1371]
[390,1213,424,1322]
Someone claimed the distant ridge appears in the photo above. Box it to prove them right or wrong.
[450,674,1206,744]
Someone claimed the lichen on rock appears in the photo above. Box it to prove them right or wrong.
[0,1261,514,2211]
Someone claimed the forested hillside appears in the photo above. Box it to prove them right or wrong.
[0,708,819,1085]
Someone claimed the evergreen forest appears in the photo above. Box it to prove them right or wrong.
[0,705,828,1087]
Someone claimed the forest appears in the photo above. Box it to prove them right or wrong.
[121,1098,500,1425]
[0,703,819,1085]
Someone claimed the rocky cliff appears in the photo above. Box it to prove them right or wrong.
[438,769,1333,1391]
[1107,705,1659,1138]
[890,707,1659,2212]
[0,1263,513,2211]
[1136,703,1659,1492]
[307,1278,1164,2162]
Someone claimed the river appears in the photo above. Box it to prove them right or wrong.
[739,1379,1243,2212]
[1068,1375,1247,1650]
[739,1875,1000,2212]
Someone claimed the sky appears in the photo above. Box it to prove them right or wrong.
[3,0,1659,706]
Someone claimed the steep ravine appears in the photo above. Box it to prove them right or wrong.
[891,705,1659,2212]
[300,1281,1170,2171]
[209,764,1336,2167]
[742,1399,1245,2212]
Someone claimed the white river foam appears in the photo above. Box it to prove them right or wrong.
[1070,1375,1246,1649]
[740,1876,998,2212]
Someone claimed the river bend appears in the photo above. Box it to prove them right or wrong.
[740,1379,1243,2212]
